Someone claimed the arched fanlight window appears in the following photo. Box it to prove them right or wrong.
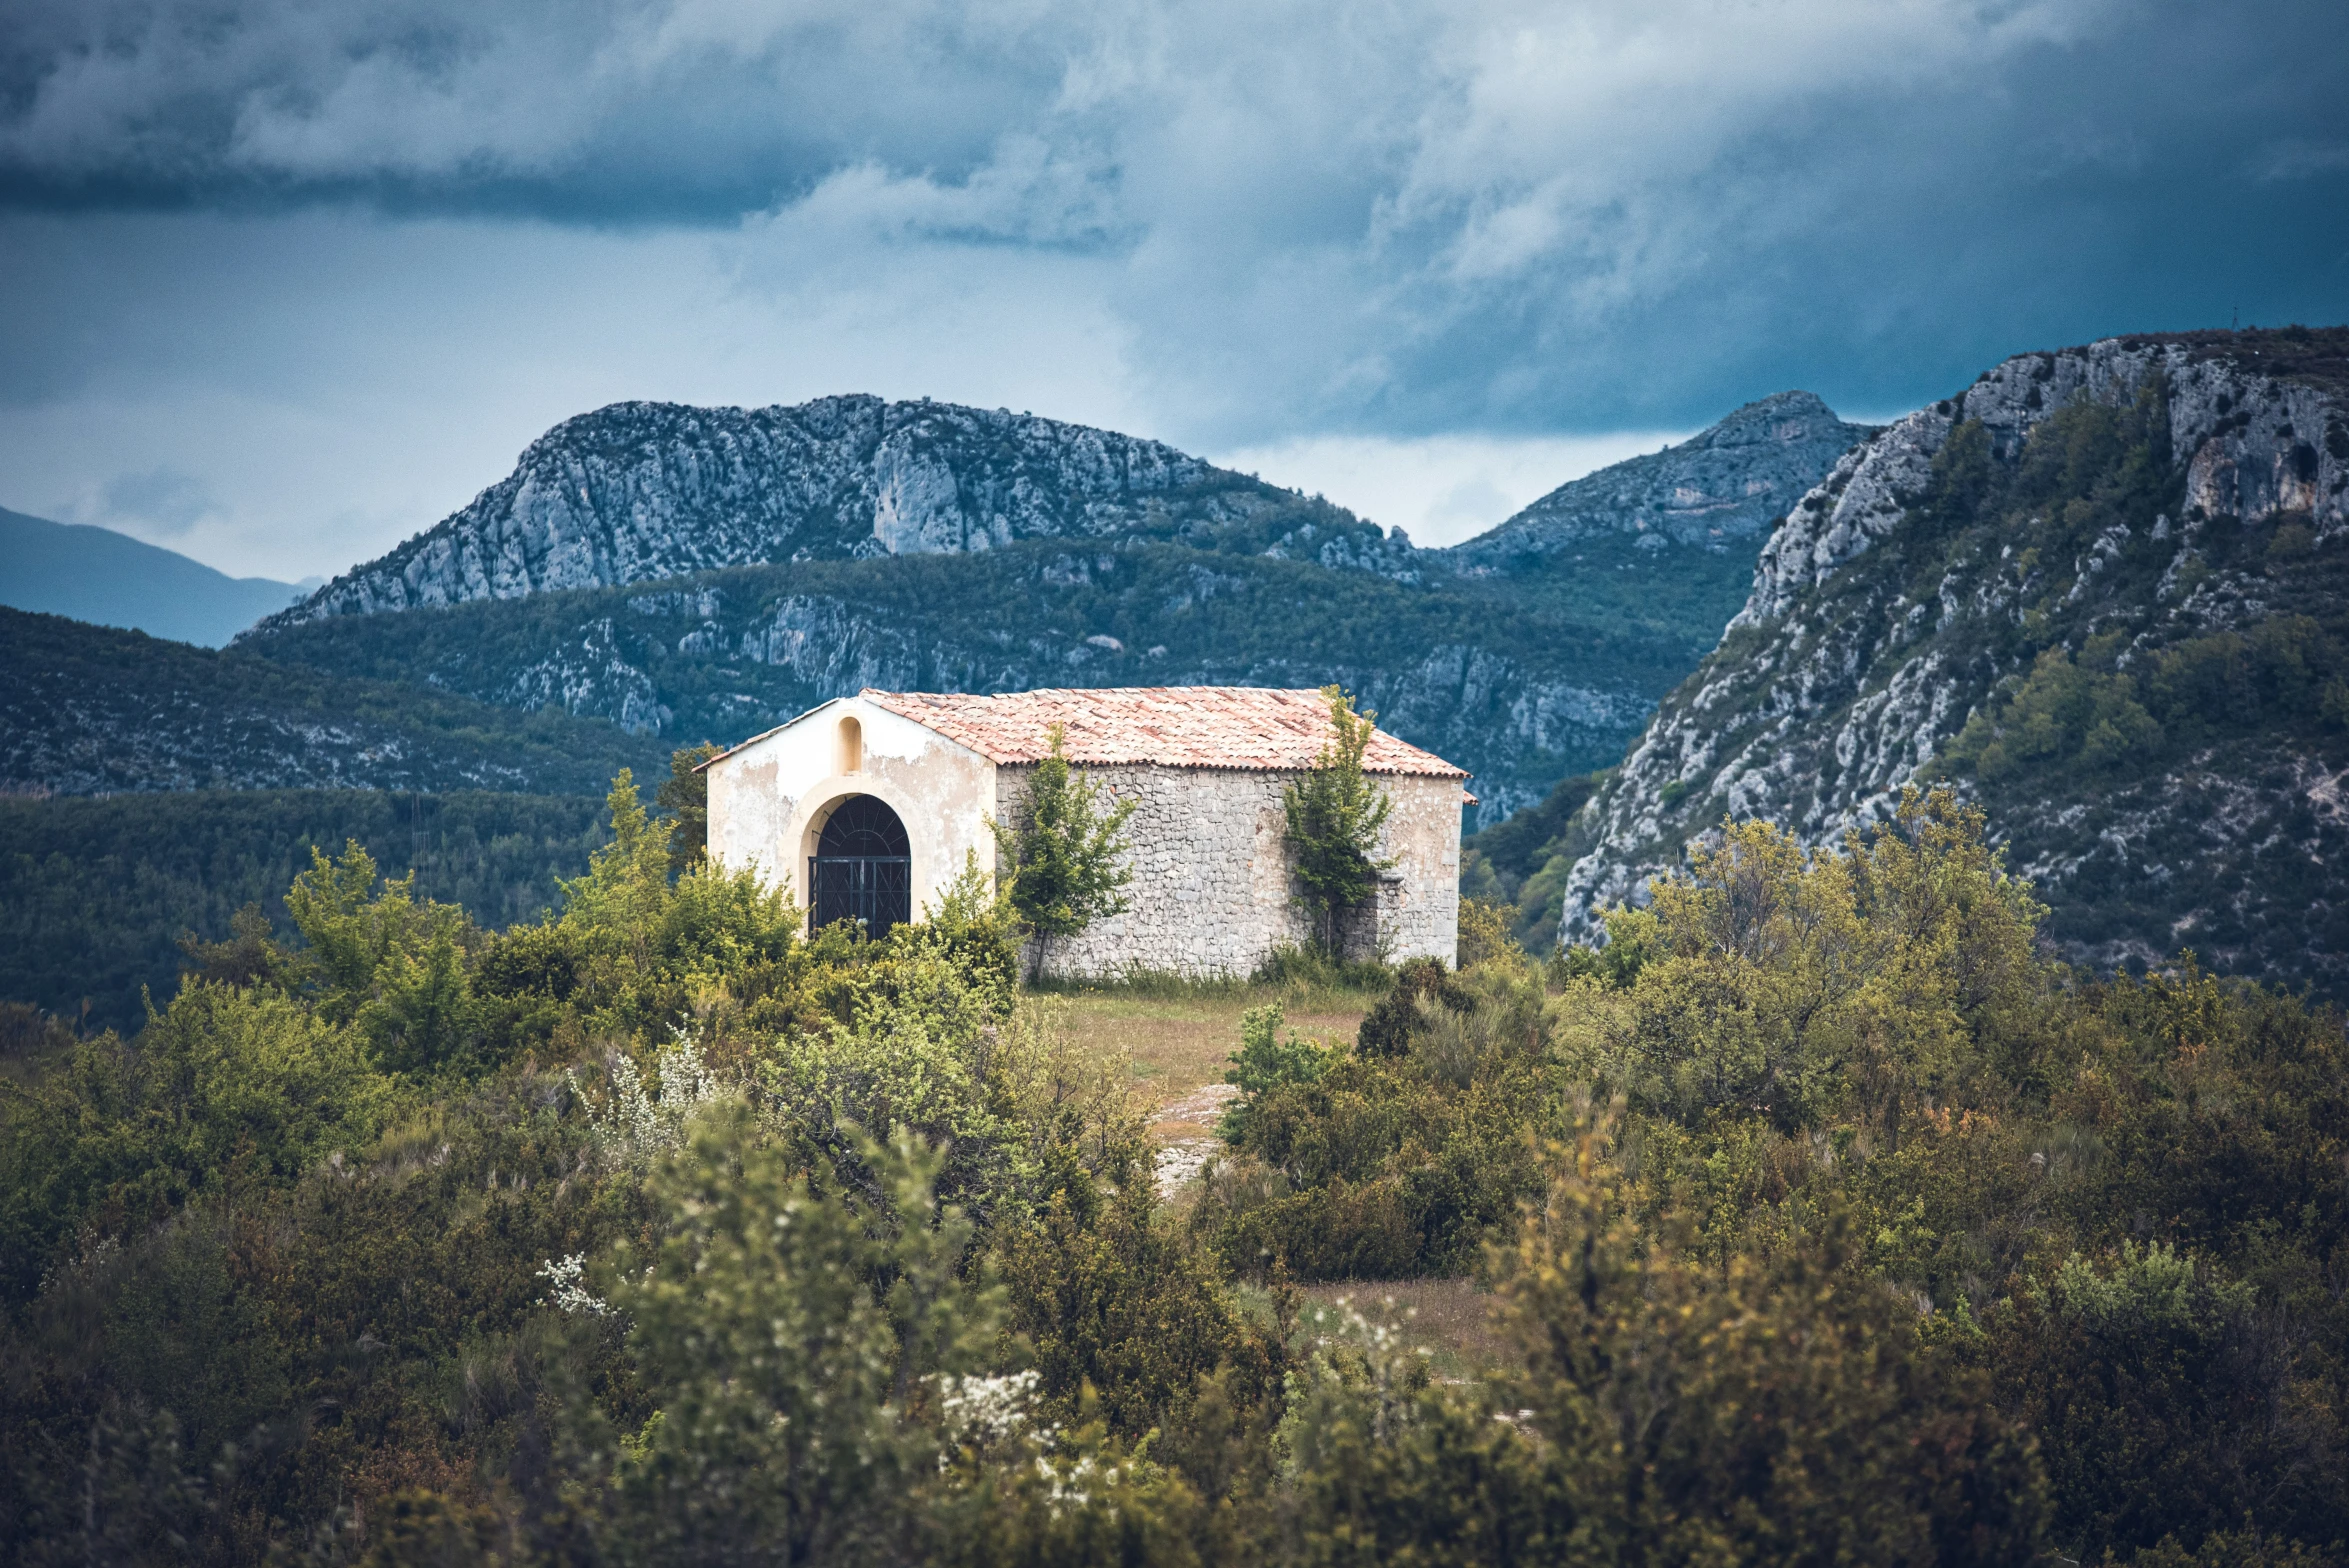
[809,794,910,936]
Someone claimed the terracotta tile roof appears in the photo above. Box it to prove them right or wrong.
[861,687,1469,777]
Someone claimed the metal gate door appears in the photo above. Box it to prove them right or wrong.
[807,853,912,936]
[808,794,913,937]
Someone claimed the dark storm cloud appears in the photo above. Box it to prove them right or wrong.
[1,0,2345,437]
[0,0,1071,218]
[1326,0,2349,430]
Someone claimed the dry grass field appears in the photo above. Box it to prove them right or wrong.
[1054,986,1371,1111]
[1054,985,1371,1175]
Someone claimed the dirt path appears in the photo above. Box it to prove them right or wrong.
[1051,991,1367,1193]
[1149,1080,1241,1192]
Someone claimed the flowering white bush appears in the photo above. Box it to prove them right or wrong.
[537,1253,611,1316]
[575,1026,723,1163]
[938,1369,1050,1451]
[1278,1294,1435,1464]
[1036,1451,1103,1513]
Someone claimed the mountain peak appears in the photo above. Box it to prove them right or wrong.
[251,395,1244,633]
[1445,391,1873,564]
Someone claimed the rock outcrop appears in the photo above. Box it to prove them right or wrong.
[1555,327,2349,994]
[1447,391,1873,566]
[256,397,1263,629]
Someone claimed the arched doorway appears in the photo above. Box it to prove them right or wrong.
[808,794,912,937]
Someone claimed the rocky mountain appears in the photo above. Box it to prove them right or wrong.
[0,606,660,796]
[0,507,308,647]
[254,396,1418,630]
[241,541,1671,828]
[1448,391,1872,567]
[239,391,1867,823]
[1552,326,2349,994]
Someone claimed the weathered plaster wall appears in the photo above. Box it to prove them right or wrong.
[1000,764,1463,978]
[705,695,998,916]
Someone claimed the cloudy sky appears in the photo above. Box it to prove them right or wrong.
[3,0,2345,580]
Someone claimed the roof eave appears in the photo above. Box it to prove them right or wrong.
[693,694,856,772]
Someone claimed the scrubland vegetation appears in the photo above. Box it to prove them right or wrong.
[3,771,2345,1565]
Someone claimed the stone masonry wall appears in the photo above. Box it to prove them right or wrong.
[999,764,1463,979]
[1376,771,1467,967]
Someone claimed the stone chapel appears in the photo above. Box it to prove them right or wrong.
[699,686,1471,977]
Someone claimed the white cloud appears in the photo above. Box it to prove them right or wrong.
[1215,431,1685,548]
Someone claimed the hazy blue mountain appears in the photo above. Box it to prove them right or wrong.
[0,507,307,647]
[1547,326,2349,995]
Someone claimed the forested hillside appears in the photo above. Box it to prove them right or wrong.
[0,608,661,796]
[0,790,609,1031]
[245,541,1685,823]
[4,779,2342,1565]
[1554,327,2349,994]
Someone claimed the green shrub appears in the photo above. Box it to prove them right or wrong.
[1219,1004,1338,1144]
[1354,956,1467,1057]
[1197,973,1547,1281]
[0,984,390,1300]
[995,1143,1272,1442]
[1490,1113,2048,1565]
[601,1112,996,1567]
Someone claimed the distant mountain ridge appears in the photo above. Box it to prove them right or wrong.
[236,389,1867,821]
[0,507,305,648]
[1449,391,1874,566]
[254,396,1393,631]
[0,606,660,796]
[1549,326,2349,995]
[255,391,1866,633]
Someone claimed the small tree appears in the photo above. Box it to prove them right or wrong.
[655,742,722,876]
[1282,685,1395,958]
[990,725,1138,982]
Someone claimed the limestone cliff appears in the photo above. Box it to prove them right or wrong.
[256,397,1305,629]
[1555,327,2349,993]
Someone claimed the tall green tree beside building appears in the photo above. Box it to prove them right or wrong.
[991,725,1138,982]
[656,741,723,874]
[1282,685,1395,958]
